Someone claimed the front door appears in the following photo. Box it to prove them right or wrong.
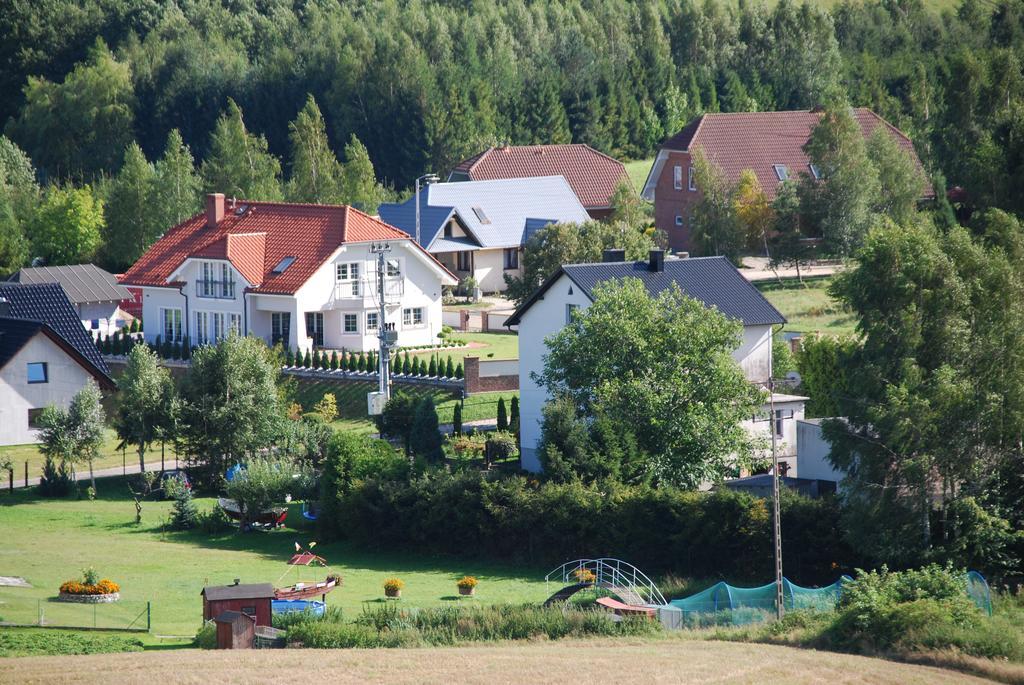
[305,312,324,347]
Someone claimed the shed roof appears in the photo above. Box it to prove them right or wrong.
[202,583,276,601]
[505,256,784,327]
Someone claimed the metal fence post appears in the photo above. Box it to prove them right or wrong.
[7,468,11,493]
[147,601,151,631]
[37,599,42,626]
[24,461,28,488]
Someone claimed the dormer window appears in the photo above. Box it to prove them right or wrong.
[808,163,822,180]
[773,165,789,181]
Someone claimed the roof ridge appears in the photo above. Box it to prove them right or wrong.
[466,147,495,174]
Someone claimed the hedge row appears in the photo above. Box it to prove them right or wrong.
[286,348,463,379]
[323,471,857,584]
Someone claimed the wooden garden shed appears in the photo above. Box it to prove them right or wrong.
[214,610,256,649]
[201,581,275,626]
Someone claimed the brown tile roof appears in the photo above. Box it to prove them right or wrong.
[122,200,452,295]
[660,108,933,200]
[451,144,630,210]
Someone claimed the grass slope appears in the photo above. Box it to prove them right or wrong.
[624,158,653,191]
[0,639,997,684]
[0,480,549,637]
[756,277,857,337]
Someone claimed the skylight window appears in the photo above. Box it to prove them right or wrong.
[235,204,249,215]
[272,256,296,274]
[773,165,789,181]
[808,163,822,180]
[471,206,491,224]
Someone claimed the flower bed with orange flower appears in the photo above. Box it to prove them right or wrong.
[58,578,121,603]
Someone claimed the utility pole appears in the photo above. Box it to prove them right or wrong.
[768,377,784,620]
[372,242,393,401]
[414,173,439,247]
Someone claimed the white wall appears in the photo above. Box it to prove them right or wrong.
[472,248,520,293]
[0,333,97,446]
[796,419,846,484]
[740,396,806,466]
[517,273,594,471]
[79,301,124,337]
[734,324,773,383]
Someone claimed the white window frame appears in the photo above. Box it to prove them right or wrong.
[674,215,684,226]
[773,164,789,181]
[335,262,361,296]
[195,311,209,344]
[808,163,822,180]
[566,304,579,325]
[402,307,425,328]
[673,165,683,190]
[366,311,379,331]
[229,313,242,336]
[161,307,182,342]
[688,166,696,191]
[386,259,401,278]
[271,312,291,346]
[343,313,359,334]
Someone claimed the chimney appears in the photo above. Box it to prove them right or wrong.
[206,193,225,228]
[602,248,625,263]
[648,249,665,272]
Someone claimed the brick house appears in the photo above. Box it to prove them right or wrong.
[448,144,631,219]
[641,108,934,254]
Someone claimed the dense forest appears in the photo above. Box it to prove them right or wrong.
[0,0,1023,272]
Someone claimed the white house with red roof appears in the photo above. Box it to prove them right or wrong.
[120,194,457,354]
[642,108,934,254]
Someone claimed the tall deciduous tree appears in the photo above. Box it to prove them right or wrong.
[103,143,158,272]
[340,135,385,213]
[800,106,879,256]
[68,380,106,493]
[768,180,813,281]
[865,127,927,224]
[733,169,773,258]
[5,38,134,180]
[0,193,28,277]
[178,335,285,482]
[154,129,201,230]
[201,99,282,201]
[29,185,104,265]
[115,344,175,473]
[286,95,343,204]
[538,278,764,487]
[691,150,746,262]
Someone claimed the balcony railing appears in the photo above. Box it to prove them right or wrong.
[333,277,404,303]
[196,279,236,299]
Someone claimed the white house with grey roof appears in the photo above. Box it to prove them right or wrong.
[378,176,591,293]
[10,264,132,337]
[504,250,807,475]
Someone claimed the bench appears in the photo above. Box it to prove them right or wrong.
[595,596,657,619]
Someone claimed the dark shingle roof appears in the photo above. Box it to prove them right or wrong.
[504,256,785,327]
[0,318,46,370]
[0,283,111,381]
[11,264,131,305]
[202,583,276,601]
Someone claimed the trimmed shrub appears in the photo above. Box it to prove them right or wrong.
[330,351,339,370]
[453,401,463,436]
[497,397,508,431]
[285,348,294,367]
[409,397,443,462]
[428,356,438,377]
[347,351,358,372]
[455,363,464,379]
[302,350,312,368]
[445,356,454,378]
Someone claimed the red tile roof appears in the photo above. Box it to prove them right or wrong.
[121,200,451,294]
[660,108,934,200]
[451,144,630,210]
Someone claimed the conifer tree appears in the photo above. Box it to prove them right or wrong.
[510,396,520,436]
[285,348,294,367]
[302,349,312,368]
[330,350,339,370]
[453,401,463,436]
[428,355,438,377]
[445,356,455,378]
[340,135,384,213]
[409,397,444,463]
[103,142,158,272]
[497,397,508,432]
[154,129,201,230]
[455,363,464,379]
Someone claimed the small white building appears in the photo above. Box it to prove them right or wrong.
[120,195,457,353]
[378,176,592,293]
[795,418,847,485]
[504,250,805,473]
[0,283,114,447]
[10,264,133,337]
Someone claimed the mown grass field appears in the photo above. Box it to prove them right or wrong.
[407,332,519,363]
[0,639,998,684]
[756,277,857,337]
[0,479,550,638]
[624,158,653,191]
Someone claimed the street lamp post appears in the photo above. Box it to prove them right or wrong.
[414,173,440,246]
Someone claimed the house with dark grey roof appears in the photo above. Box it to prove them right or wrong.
[10,263,133,336]
[505,250,805,473]
[378,176,591,293]
[0,282,114,447]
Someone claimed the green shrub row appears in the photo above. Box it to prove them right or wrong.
[322,470,855,583]
[0,629,144,657]
[284,348,463,379]
[286,603,657,648]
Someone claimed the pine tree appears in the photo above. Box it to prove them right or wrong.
[403,352,411,374]
[523,67,570,144]
[347,351,358,372]
[455,363,464,379]
[428,355,438,377]
[357,352,366,372]
[312,349,321,369]
[302,349,312,368]
[330,350,339,370]
[445,356,454,378]
[154,129,201,230]
[286,95,343,203]
[497,397,508,432]
[201,99,282,200]
[453,401,463,436]
[413,356,423,376]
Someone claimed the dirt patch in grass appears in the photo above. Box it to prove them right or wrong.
[0,638,996,684]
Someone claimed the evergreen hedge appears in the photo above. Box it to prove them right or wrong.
[323,470,856,583]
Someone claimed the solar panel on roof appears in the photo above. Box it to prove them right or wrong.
[272,256,296,273]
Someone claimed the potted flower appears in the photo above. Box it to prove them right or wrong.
[457,576,478,596]
[573,568,596,585]
[383,577,404,599]
[58,567,121,603]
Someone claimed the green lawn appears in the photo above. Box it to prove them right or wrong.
[407,332,518,363]
[1,429,165,480]
[0,479,551,637]
[624,158,653,191]
[756,277,858,337]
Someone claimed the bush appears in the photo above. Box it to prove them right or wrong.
[166,477,199,530]
[485,431,518,467]
[409,397,443,463]
[38,456,73,497]
[198,504,234,534]
[194,621,217,649]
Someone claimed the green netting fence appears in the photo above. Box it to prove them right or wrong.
[0,591,150,632]
[664,576,850,628]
